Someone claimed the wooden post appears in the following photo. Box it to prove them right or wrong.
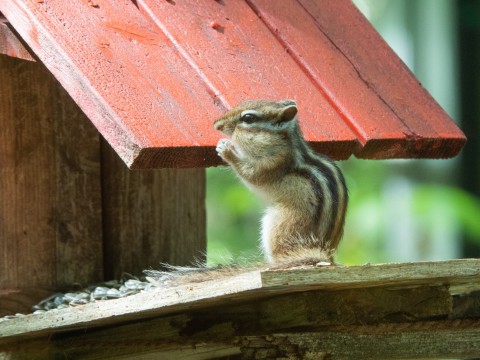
[0,55,103,315]
[101,141,206,280]
[0,55,207,315]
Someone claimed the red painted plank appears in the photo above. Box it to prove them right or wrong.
[294,0,466,159]
[0,15,35,61]
[135,0,359,159]
[0,0,227,168]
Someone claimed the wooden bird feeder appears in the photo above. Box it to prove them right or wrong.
[0,0,475,359]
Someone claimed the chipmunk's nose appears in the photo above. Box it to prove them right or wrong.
[214,121,224,132]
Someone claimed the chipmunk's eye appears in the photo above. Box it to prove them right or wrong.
[240,113,259,124]
[241,114,258,124]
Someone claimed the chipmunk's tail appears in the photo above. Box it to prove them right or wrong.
[144,248,335,287]
[144,259,262,287]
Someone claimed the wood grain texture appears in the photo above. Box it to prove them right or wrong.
[0,287,458,359]
[0,259,478,341]
[280,321,480,359]
[260,258,480,290]
[0,56,103,315]
[296,0,466,159]
[0,18,35,61]
[4,322,478,360]
[101,141,206,280]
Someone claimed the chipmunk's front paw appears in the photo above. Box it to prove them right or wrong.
[216,138,234,159]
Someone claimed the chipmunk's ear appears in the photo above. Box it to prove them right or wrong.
[279,102,298,123]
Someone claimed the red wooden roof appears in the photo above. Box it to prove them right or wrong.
[0,0,466,168]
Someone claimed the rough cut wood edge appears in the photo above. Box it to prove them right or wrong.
[0,259,479,342]
[130,139,357,169]
[260,258,480,291]
[0,270,264,342]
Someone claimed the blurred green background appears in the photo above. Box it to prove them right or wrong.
[206,0,480,266]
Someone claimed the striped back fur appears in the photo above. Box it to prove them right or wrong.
[214,99,348,263]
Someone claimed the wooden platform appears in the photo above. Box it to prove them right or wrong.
[1,259,480,359]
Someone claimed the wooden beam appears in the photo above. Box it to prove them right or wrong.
[0,53,207,314]
[3,323,479,360]
[0,55,103,316]
[277,321,480,359]
[0,259,478,341]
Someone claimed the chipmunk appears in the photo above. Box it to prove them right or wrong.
[214,99,348,265]
[144,100,348,286]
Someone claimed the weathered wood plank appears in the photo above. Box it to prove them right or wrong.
[453,292,480,319]
[184,286,452,333]
[0,17,35,61]
[0,270,263,341]
[120,0,359,160]
[0,55,103,315]
[296,0,466,159]
[52,71,104,287]
[101,141,206,279]
[0,332,241,360]
[0,259,478,341]
[0,287,475,359]
[260,259,480,291]
[9,321,476,360]
[277,320,480,359]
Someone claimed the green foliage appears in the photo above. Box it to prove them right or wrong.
[206,167,263,266]
[411,185,480,243]
[335,159,390,264]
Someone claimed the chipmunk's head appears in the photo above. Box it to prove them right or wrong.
[214,99,298,137]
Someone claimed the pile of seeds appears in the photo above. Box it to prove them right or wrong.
[1,275,157,321]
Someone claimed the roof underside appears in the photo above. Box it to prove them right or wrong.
[0,0,466,168]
